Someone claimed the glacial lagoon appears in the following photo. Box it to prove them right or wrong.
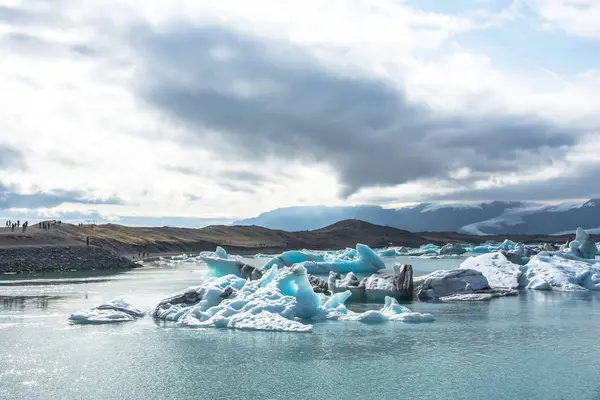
[2,255,600,400]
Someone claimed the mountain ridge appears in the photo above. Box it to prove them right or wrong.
[234,199,600,235]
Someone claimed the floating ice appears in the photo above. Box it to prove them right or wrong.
[263,244,385,274]
[415,269,517,301]
[572,227,598,259]
[198,247,246,276]
[410,254,464,260]
[199,247,262,279]
[69,299,144,324]
[470,246,491,254]
[520,251,600,291]
[377,247,399,257]
[338,297,434,323]
[459,253,521,289]
[438,243,466,256]
[153,265,432,332]
[69,309,135,324]
[497,239,517,251]
[328,264,414,301]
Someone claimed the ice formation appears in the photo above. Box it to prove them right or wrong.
[153,265,433,332]
[569,227,598,259]
[438,243,466,256]
[520,251,600,291]
[502,243,536,265]
[414,269,517,301]
[470,246,491,254]
[459,253,521,289]
[262,244,386,274]
[198,246,247,276]
[328,264,414,301]
[497,239,517,251]
[199,247,262,279]
[69,299,144,324]
[377,247,400,257]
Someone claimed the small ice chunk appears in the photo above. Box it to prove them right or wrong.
[69,309,135,324]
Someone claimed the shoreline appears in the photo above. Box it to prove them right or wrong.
[0,220,592,274]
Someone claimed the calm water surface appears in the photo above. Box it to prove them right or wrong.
[1,256,600,400]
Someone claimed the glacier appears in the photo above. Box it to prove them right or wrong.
[153,264,433,332]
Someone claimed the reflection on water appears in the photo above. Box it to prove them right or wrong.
[0,295,64,311]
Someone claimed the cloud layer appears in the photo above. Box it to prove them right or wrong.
[133,24,581,196]
[0,0,599,222]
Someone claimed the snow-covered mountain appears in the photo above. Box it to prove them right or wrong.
[233,199,600,235]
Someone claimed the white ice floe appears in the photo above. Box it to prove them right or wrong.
[459,253,522,289]
[520,251,600,291]
[262,244,386,274]
[69,299,144,324]
[415,269,517,301]
[198,246,246,276]
[153,265,433,332]
[410,254,464,260]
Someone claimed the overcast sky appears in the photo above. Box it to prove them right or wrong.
[1,0,599,224]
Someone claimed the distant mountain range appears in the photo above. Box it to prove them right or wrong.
[233,199,600,235]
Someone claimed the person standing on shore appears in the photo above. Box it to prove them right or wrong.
[86,236,90,247]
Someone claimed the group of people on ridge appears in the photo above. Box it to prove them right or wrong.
[5,220,28,232]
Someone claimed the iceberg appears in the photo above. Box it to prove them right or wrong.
[415,269,517,301]
[199,247,263,279]
[470,246,491,254]
[69,299,144,324]
[438,243,466,256]
[459,253,521,289]
[497,239,517,251]
[520,251,600,291]
[328,264,414,301]
[262,244,386,274]
[153,264,433,332]
[502,243,536,265]
[377,247,399,257]
[338,297,434,323]
[571,227,598,259]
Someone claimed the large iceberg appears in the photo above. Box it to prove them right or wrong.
[459,253,522,289]
[262,244,386,274]
[520,251,600,291]
[153,265,433,332]
[69,299,144,324]
[414,269,517,301]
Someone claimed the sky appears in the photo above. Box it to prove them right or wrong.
[1,0,599,226]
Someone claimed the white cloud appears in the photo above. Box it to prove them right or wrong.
[526,0,600,38]
[0,0,598,221]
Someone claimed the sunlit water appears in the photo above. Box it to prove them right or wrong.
[2,256,600,400]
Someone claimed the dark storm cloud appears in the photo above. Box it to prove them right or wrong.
[130,24,580,196]
[0,183,124,210]
[428,166,600,202]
